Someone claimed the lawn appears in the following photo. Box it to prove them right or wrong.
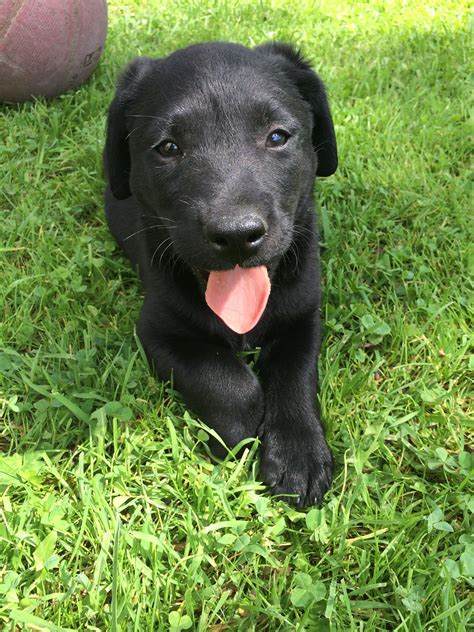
[0,1,472,630]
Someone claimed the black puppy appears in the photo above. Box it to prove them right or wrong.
[104,42,337,507]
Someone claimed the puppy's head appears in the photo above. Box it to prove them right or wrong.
[105,42,337,272]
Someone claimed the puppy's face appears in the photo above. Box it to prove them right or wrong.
[106,43,337,273]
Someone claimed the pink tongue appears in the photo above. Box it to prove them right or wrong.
[205,265,271,334]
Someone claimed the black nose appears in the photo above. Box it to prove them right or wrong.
[206,215,266,262]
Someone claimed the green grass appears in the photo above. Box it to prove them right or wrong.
[0,1,472,630]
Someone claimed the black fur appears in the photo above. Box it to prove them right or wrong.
[104,42,337,507]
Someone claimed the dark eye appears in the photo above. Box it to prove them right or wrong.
[266,129,290,148]
[155,140,181,157]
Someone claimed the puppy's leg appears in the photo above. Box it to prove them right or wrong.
[137,320,264,457]
[257,314,333,508]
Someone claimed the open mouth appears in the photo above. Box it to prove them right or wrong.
[195,260,274,279]
[197,264,271,334]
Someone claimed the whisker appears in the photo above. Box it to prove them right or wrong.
[291,229,312,246]
[125,121,149,140]
[150,236,173,268]
[285,240,300,276]
[127,113,174,125]
[314,139,333,154]
[170,250,185,276]
[140,214,177,225]
[124,224,177,241]
[179,194,205,209]
[158,239,176,270]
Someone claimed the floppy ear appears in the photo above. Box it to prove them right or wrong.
[105,58,153,199]
[255,43,338,177]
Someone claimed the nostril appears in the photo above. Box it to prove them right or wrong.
[207,230,229,249]
[213,236,229,248]
[246,229,265,245]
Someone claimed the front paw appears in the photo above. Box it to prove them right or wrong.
[259,421,333,508]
